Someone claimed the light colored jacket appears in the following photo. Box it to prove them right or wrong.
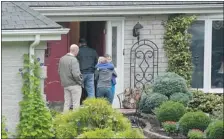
[58,53,82,87]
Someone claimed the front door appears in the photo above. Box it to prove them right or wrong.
[44,34,69,102]
[106,20,124,108]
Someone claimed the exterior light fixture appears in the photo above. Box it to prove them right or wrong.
[133,22,143,43]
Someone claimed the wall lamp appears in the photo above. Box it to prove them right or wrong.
[133,22,143,43]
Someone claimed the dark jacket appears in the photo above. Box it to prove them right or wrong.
[95,62,117,85]
[95,63,117,88]
[58,53,82,87]
[77,45,98,74]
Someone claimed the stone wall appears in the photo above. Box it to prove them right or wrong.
[123,15,169,89]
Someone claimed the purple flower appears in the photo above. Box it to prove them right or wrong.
[37,58,40,61]
[40,63,44,66]
[19,68,23,72]
[77,122,81,127]
[5,128,8,132]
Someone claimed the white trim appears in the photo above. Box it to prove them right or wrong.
[2,28,69,42]
[110,20,124,108]
[2,28,69,35]
[48,16,125,22]
[33,5,223,16]
[203,19,212,92]
[106,21,112,55]
[121,19,125,92]
[196,14,223,20]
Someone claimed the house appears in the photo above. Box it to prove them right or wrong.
[1,1,223,135]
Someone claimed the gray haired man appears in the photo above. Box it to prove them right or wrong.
[58,44,82,112]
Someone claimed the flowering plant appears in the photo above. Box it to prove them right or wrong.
[162,121,178,134]
[1,116,8,138]
[188,129,204,139]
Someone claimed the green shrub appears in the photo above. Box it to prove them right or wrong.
[53,98,139,138]
[205,120,223,139]
[162,121,178,134]
[1,116,8,139]
[163,15,196,86]
[170,93,190,106]
[139,93,168,114]
[117,128,145,138]
[155,101,186,123]
[188,90,223,114]
[178,111,211,135]
[211,104,223,120]
[17,55,54,138]
[50,109,60,118]
[77,128,115,138]
[187,129,204,139]
[53,112,78,138]
[152,72,189,97]
[77,128,144,138]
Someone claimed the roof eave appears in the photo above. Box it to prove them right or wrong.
[2,28,70,42]
[32,5,224,16]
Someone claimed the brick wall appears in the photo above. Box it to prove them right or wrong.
[123,15,168,89]
[2,41,47,135]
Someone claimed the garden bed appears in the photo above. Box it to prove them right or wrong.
[142,113,187,139]
[123,113,188,139]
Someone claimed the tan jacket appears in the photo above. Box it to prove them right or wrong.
[58,53,82,87]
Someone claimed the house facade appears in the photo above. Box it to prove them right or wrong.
[1,1,223,135]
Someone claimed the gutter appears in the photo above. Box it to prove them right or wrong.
[2,28,70,35]
[2,28,70,42]
[32,4,224,16]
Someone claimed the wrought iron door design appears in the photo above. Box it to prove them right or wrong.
[130,39,159,89]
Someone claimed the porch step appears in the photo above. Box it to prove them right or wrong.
[117,108,136,115]
[47,101,64,112]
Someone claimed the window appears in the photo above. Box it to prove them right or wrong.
[189,21,205,88]
[189,18,223,93]
[211,21,224,88]
[112,26,117,67]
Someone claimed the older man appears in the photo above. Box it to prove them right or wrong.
[58,44,82,112]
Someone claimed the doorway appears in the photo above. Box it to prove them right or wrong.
[44,21,106,102]
[44,19,124,108]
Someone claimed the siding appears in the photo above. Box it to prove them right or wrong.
[2,41,47,135]
[123,15,168,89]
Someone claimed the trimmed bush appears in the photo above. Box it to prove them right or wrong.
[187,129,204,139]
[155,101,186,123]
[205,120,223,139]
[77,128,144,138]
[178,111,211,135]
[188,90,223,114]
[53,112,78,138]
[211,104,223,120]
[170,93,190,106]
[139,93,168,114]
[53,98,143,138]
[77,128,115,138]
[152,72,188,97]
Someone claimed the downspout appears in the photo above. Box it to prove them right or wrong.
[29,35,40,64]
[29,35,40,74]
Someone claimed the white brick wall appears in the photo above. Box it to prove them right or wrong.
[123,15,168,89]
[2,41,47,135]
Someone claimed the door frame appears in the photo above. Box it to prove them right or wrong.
[49,16,125,108]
